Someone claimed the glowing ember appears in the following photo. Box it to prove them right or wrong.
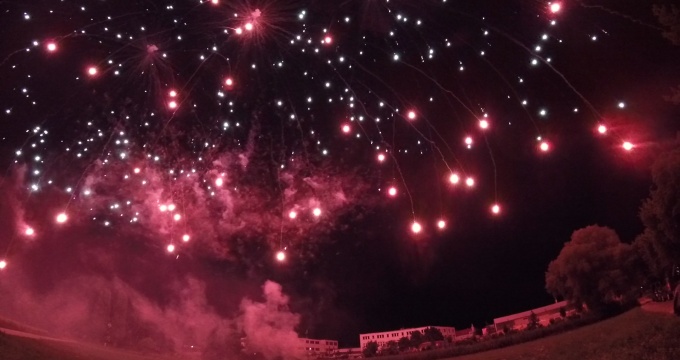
[539,141,550,152]
[449,173,460,184]
[437,220,446,229]
[324,36,333,44]
[134,167,141,174]
[289,211,297,219]
[167,244,175,253]
[25,227,35,236]
[168,204,176,211]
[411,221,422,234]
[244,22,254,31]
[597,124,607,134]
[622,141,634,151]
[491,203,501,214]
[182,234,190,242]
[465,177,475,187]
[56,213,68,223]
[46,42,57,52]
[215,178,224,187]
[173,213,181,221]
[168,100,178,109]
[479,119,489,130]
[377,153,386,162]
[550,3,562,13]
[342,124,351,133]
[312,207,322,217]
[0,260,6,270]
[169,90,177,97]
[159,204,168,212]
[225,78,234,87]
[388,187,397,197]
[276,250,286,262]
[407,111,417,120]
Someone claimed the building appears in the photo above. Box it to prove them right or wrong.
[334,347,362,359]
[298,337,339,357]
[359,326,456,350]
[493,300,577,332]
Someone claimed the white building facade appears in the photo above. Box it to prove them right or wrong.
[359,326,456,349]
[298,337,339,356]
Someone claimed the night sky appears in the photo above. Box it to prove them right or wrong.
[0,0,679,351]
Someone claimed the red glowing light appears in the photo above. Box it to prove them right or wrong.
[324,36,333,44]
[597,124,608,134]
[449,173,460,185]
[289,211,297,219]
[245,22,254,31]
[182,234,190,242]
[342,124,351,133]
[46,42,57,52]
[235,27,243,35]
[168,100,178,109]
[377,153,386,162]
[169,90,177,97]
[25,227,35,236]
[622,141,634,151]
[0,260,6,270]
[407,111,417,120]
[215,178,224,187]
[550,3,562,13]
[539,141,550,152]
[491,203,501,214]
[388,187,398,197]
[211,0,219,4]
[173,213,181,221]
[87,67,98,76]
[312,208,322,217]
[168,204,176,212]
[465,136,473,146]
[134,167,141,174]
[276,251,286,262]
[437,220,446,229]
[225,78,234,87]
[411,221,422,234]
[167,244,175,253]
[479,119,489,130]
[56,213,68,223]
[465,177,475,187]
[159,204,168,212]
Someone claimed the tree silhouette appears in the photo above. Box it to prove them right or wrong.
[546,225,640,311]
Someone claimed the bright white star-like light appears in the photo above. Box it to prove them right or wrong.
[276,250,286,262]
[56,213,68,223]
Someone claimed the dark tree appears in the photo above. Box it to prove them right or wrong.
[653,4,680,103]
[545,225,640,312]
[383,341,399,355]
[423,327,444,342]
[397,337,411,352]
[526,312,540,330]
[639,145,680,271]
[654,4,680,45]
[362,341,378,358]
[409,330,424,348]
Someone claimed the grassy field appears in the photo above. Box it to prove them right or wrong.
[0,331,187,360]
[445,306,680,360]
[1,305,679,360]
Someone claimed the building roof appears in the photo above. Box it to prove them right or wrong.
[493,301,569,324]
